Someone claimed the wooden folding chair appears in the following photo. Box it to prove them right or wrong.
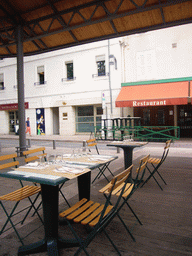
[59,166,132,255]
[140,140,171,190]
[86,134,114,183]
[23,147,47,163]
[99,155,149,240]
[0,154,43,245]
[86,138,99,155]
[23,147,70,207]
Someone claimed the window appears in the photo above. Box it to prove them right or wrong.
[66,62,74,80]
[76,105,103,133]
[157,109,165,125]
[0,73,4,90]
[96,55,105,76]
[37,66,45,85]
[143,109,150,125]
[97,60,105,76]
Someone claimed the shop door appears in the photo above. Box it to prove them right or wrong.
[9,111,19,134]
[178,105,192,138]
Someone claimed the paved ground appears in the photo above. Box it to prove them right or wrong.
[0,134,192,255]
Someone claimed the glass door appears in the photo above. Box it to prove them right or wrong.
[9,111,19,134]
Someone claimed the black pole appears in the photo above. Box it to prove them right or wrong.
[16,25,26,155]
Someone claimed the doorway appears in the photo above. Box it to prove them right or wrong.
[9,111,19,134]
[52,107,59,135]
[177,105,192,138]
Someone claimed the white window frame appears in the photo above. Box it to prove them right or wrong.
[35,65,46,86]
[96,55,106,77]
[92,55,108,80]
[62,60,75,82]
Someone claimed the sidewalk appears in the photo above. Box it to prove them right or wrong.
[0,133,92,142]
[1,133,192,144]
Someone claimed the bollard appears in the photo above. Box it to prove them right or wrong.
[27,139,31,148]
[53,140,56,149]
[117,147,120,153]
[82,140,86,151]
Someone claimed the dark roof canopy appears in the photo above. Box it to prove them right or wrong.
[0,0,192,58]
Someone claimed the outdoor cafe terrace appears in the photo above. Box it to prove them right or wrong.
[0,139,191,256]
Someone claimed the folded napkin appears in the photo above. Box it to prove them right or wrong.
[27,162,39,166]
[19,162,44,169]
[89,155,111,161]
[62,154,72,158]
[54,166,85,174]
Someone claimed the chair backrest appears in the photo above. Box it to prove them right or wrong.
[96,165,133,226]
[99,165,133,194]
[0,153,19,170]
[135,154,150,186]
[23,147,46,163]
[161,139,172,163]
[86,138,99,154]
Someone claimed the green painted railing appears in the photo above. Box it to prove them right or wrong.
[94,125,180,142]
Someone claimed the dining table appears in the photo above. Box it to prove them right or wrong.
[107,141,148,169]
[0,153,117,256]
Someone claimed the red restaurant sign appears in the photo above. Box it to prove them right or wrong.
[0,102,29,111]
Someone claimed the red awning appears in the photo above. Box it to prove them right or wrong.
[116,81,189,107]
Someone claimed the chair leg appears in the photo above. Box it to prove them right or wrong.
[125,201,142,225]
[151,163,167,185]
[66,221,90,256]
[92,162,114,184]
[156,170,167,185]
[92,166,109,183]
[59,184,70,207]
[21,193,43,225]
[116,213,136,242]
[103,228,122,256]
[0,201,24,245]
[140,166,164,190]
[97,163,114,179]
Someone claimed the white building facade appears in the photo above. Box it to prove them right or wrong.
[116,24,192,138]
[0,39,122,136]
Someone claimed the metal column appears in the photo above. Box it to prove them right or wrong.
[16,25,26,155]
[108,39,113,115]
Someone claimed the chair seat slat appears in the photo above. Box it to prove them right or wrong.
[148,157,160,164]
[88,205,113,227]
[74,202,100,223]
[0,186,41,201]
[60,198,87,218]
[67,201,94,220]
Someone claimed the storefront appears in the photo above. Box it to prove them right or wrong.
[0,103,29,134]
[115,78,192,138]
